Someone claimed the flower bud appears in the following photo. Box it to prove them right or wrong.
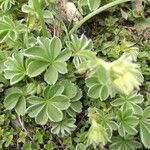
[87,119,107,149]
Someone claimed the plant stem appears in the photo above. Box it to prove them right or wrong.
[69,0,132,35]
[16,113,32,140]
[33,0,48,37]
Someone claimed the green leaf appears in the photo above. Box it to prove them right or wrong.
[26,83,37,95]
[0,17,26,42]
[78,50,97,61]
[121,9,129,20]
[110,136,142,150]
[89,109,117,139]
[27,104,45,117]
[67,35,94,68]
[4,53,26,85]
[56,49,71,62]
[139,106,150,148]
[27,60,49,77]
[129,94,144,104]
[65,85,82,116]
[36,106,48,125]
[61,81,77,99]
[135,18,150,30]
[50,96,70,110]
[140,121,150,148]
[88,0,101,11]
[4,87,27,116]
[111,93,144,114]
[71,101,82,113]
[76,143,86,150]
[24,46,50,62]
[27,85,70,124]
[44,84,64,99]
[99,85,109,100]
[25,37,69,84]
[27,96,45,105]
[78,0,88,6]
[68,34,93,53]
[49,37,62,60]
[44,65,58,85]
[85,77,99,88]
[15,96,26,116]
[4,93,21,110]
[47,104,63,122]
[53,62,67,74]
[71,88,82,102]
[88,84,101,99]
[111,97,124,107]
[51,118,76,137]
[143,106,150,119]
[97,65,108,85]
[117,110,138,136]
[0,0,15,11]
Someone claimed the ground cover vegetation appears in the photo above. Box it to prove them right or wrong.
[0,0,150,149]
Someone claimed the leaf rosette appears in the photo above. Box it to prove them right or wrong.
[27,84,70,124]
[24,37,71,84]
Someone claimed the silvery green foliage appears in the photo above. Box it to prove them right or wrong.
[0,18,148,149]
[110,136,142,150]
[111,93,144,114]
[4,87,27,116]
[22,0,53,19]
[0,17,26,42]
[117,109,139,136]
[66,34,96,69]
[51,118,76,137]
[24,37,71,84]
[0,0,15,11]
[27,84,70,124]
[85,65,110,101]
[4,53,26,85]
[60,80,83,117]
[76,143,86,150]
[139,106,150,148]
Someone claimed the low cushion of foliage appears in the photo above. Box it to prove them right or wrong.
[0,0,150,150]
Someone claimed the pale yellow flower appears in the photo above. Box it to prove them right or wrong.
[87,119,107,148]
[110,54,143,95]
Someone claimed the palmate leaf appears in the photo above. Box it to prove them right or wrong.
[75,143,86,150]
[27,84,70,124]
[67,88,82,117]
[139,106,150,148]
[24,37,71,85]
[0,16,26,42]
[51,118,76,137]
[4,53,26,85]
[89,108,118,139]
[110,136,142,150]
[86,67,109,101]
[67,34,93,53]
[4,87,26,116]
[60,80,82,117]
[0,0,15,11]
[111,93,144,114]
[67,34,96,68]
[117,110,138,137]
[22,0,53,19]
